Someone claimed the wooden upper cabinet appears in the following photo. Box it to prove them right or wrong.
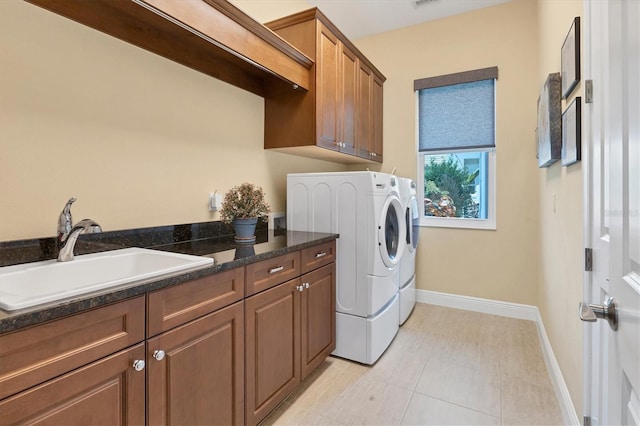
[23,0,312,96]
[357,60,373,160]
[317,24,340,151]
[265,8,385,164]
[340,42,358,157]
[372,74,385,162]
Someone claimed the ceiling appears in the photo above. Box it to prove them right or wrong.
[306,0,513,40]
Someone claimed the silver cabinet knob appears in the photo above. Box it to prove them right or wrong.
[296,285,304,292]
[579,296,618,330]
[153,350,166,361]
[304,282,310,289]
[133,360,146,371]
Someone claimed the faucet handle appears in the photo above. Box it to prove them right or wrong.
[58,197,77,235]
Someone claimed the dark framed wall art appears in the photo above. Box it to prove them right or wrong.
[561,17,580,99]
[562,97,581,166]
[537,72,562,168]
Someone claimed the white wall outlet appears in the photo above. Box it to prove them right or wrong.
[268,212,286,230]
[209,191,222,212]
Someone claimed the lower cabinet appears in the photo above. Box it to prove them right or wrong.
[147,300,245,426]
[245,278,301,426]
[245,261,336,426]
[301,263,336,379]
[0,344,146,424]
[0,240,336,426]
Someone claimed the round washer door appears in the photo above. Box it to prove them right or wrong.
[407,194,420,253]
[378,195,405,268]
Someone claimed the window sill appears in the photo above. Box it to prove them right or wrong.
[419,217,496,230]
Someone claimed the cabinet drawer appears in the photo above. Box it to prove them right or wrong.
[300,240,336,274]
[0,296,145,400]
[245,252,300,296]
[147,267,244,337]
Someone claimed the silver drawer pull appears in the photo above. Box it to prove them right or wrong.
[269,266,284,274]
[315,251,327,259]
[132,360,145,372]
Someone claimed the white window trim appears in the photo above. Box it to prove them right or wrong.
[416,150,496,230]
[414,93,497,231]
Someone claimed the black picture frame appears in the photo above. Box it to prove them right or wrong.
[537,73,562,168]
[561,17,580,99]
[562,97,581,166]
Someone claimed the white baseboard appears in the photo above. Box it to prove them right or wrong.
[534,309,582,426]
[415,289,537,320]
[416,289,580,425]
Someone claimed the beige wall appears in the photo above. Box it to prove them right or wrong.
[354,0,541,306]
[0,0,585,415]
[0,0,344,241]
[537,0,584,417]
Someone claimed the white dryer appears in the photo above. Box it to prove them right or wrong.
[398,177,420,325]
[287,171,405,364]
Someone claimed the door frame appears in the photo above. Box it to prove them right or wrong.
[582,0,596,422]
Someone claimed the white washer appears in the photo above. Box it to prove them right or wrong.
[287,171,405,364]
[398,177,420,325]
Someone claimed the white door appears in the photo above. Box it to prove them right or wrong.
[582,0,640,425]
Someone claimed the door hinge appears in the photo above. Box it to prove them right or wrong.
[585,80,593,103]
[585,248,593,271]
[584,415,592,426]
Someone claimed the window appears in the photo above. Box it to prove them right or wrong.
[415,67,497,229]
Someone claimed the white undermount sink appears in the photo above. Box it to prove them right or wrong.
[0,248,213,311]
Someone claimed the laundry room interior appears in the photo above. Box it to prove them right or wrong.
[2,0,626,424]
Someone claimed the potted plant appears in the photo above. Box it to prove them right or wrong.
[220,182,271,243]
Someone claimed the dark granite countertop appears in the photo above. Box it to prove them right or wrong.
[0,226,337,334]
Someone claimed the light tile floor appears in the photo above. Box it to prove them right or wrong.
[261,303,564,426]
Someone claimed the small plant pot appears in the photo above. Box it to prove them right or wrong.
[234,244,256,259]
[232,218,258,243]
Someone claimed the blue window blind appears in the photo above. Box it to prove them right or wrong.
[418,79,495,152]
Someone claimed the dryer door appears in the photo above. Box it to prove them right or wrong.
[408,194,420,253]
[378,196,405,268]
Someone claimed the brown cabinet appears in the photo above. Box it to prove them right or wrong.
[265,8,385,164]
[147,301,244,426]
[245,241,336,425]
[0,239,336,426]
[0,344,146,425]
[146,271,246,425]
[0,297,146,424]
[356,62,384,162]
[24,0,312,97]
[300,263,336,379]
[245,278,301,426]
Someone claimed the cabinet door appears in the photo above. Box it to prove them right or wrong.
[0,297,145,400]
[371,73,384,162]
[245,278,301,426]
[316,22,340,151]
[340,43,358,156]
[356,60,373,159]
[300,263,336,379]
[0,344,145,425]
[147,301,244,426]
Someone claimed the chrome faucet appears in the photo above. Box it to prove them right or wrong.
[57,197,102,262]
